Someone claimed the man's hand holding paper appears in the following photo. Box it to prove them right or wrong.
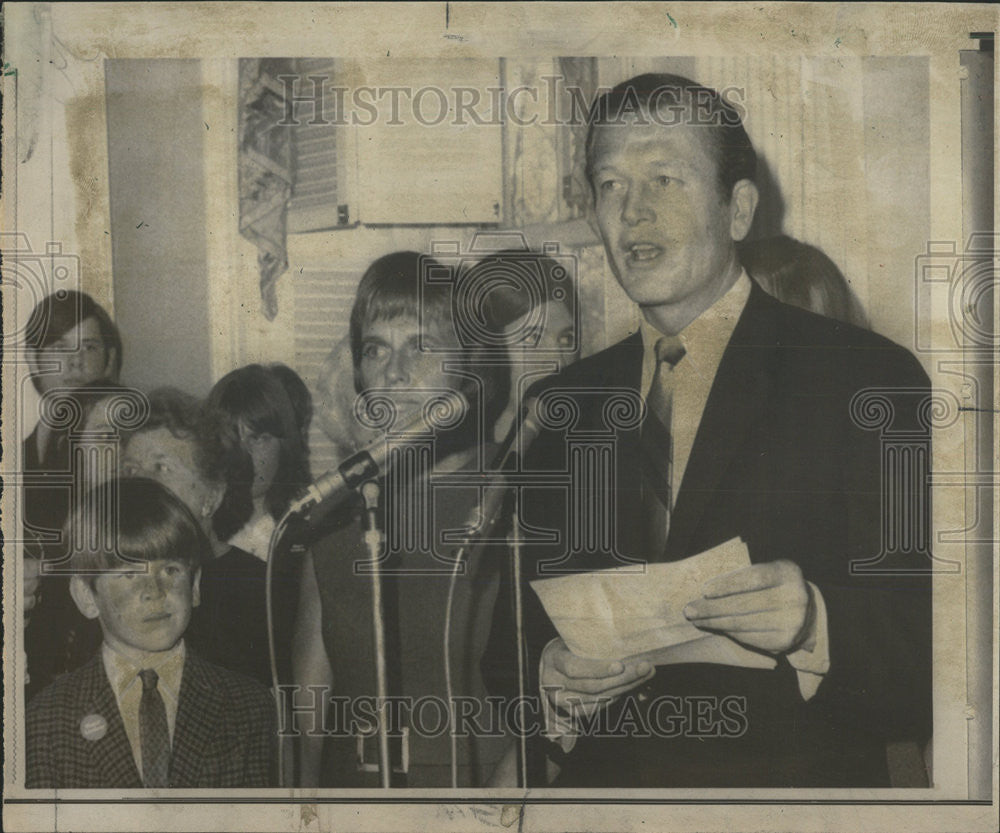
[683,559,817,654]
[540,641,655,720]
[530,538,781,668]
[532,539,831,732]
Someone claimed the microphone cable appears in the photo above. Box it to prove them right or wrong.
[266,506,296,788]
[443,398,541,788]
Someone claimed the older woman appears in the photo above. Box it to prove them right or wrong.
[121,387,298,686]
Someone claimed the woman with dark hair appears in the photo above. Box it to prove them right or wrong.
[475,249,582,441]
[739,235,870,328]
[294,251,510,787]
[205,364,312,559]
[269,362,314,447]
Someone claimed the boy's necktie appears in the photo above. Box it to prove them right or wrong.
[641,335,686,560]
[138,668,171,787]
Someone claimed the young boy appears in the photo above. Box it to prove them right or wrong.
[25,476,277,788]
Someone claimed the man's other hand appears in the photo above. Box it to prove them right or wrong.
[541,638,656,719]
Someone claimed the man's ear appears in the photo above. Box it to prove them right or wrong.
[729,179,759,243]
[69,575,101,620]
[191,567,202,609]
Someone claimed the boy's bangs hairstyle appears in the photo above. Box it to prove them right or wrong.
[585,72,757,200]
[67,476,210,577]
[349,251,454,377]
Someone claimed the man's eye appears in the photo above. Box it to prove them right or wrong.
[598,179,622,192]
[362,343,386,360]
[163,564,184,577]
[654,175,673,187]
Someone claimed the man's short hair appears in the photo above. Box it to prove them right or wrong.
[67,476,210,581]
[24,291,123,391]
[585,72,757,201]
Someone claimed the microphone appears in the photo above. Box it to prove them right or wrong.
[288,390,467,515]
[492,395,543,471]
[457,396,543,542]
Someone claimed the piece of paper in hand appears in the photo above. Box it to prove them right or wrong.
[529,537,777,670]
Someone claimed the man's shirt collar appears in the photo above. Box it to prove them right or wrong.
[639,270,752,387]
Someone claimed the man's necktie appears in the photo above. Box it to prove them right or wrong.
[138,668,171,787]
[641,335,686,560]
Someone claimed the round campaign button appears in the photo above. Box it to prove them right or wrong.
[80,713,108,742]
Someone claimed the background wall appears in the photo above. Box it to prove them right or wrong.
[106,59,214,395]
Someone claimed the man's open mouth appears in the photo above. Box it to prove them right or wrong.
[626,243,664,263]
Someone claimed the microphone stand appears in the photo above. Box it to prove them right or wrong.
[510,503,529,789]
[359,480,393,789]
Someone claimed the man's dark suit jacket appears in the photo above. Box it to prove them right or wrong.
[26,649,277,788]
[482,282,933,787]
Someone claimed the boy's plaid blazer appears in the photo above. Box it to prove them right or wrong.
[26,649,276,788]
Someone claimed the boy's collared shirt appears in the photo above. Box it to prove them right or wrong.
[102,639,186,777]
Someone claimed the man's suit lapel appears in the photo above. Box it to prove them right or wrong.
[78,655,143,787]
[666,285,778,560]
[169,652,224,787]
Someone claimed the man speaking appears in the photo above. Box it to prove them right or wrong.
[482,73,932,788]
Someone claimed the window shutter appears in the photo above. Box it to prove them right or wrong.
[286,59,355,233]
[292,267,360,478]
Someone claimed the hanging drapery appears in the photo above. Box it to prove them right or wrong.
[557,57,598,222]
[238,58,295,320]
